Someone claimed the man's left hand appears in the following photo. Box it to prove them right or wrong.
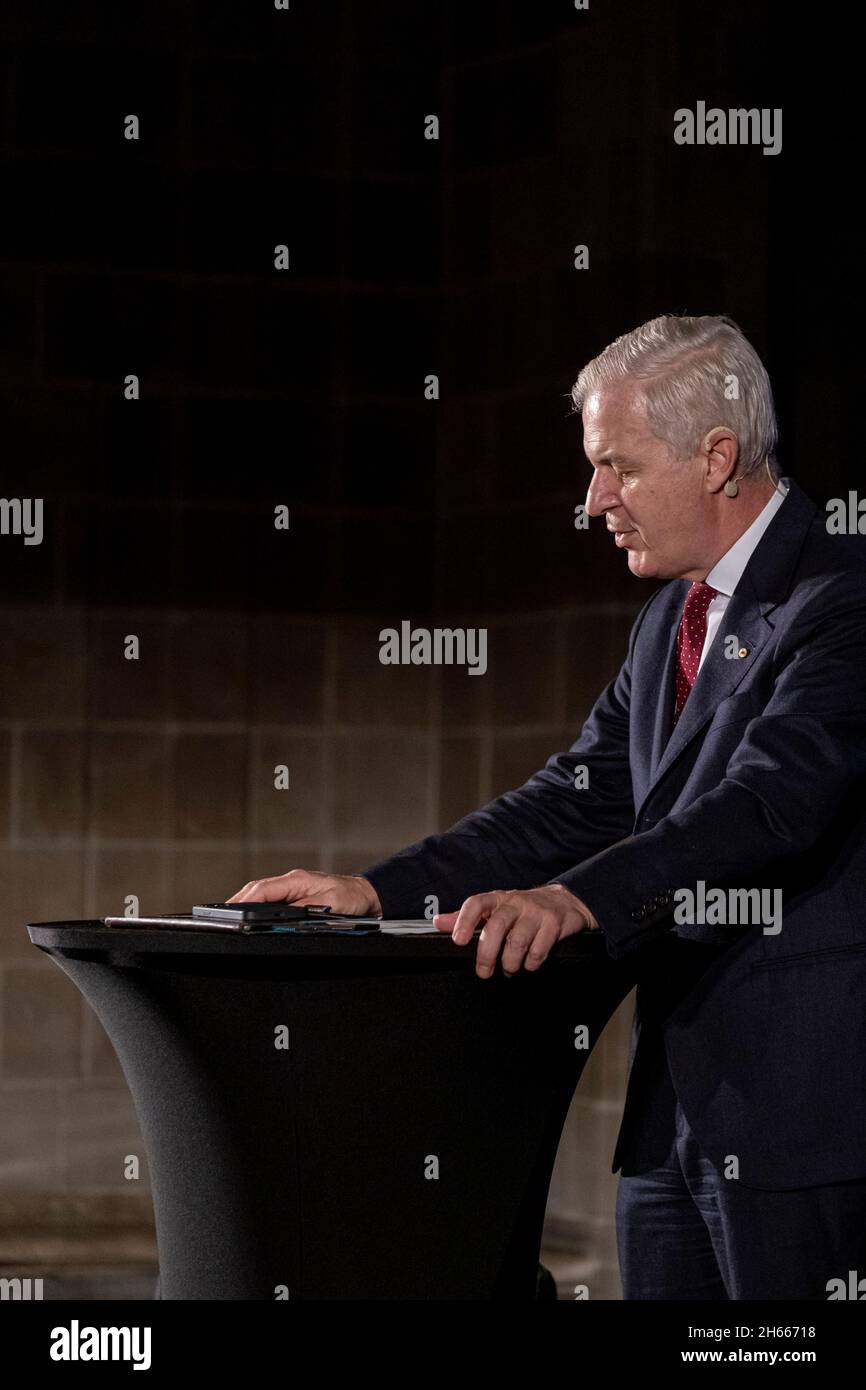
[433,884,598,978]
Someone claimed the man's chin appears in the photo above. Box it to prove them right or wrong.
[626,548,657,577]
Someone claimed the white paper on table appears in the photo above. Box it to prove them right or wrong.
[378,920,444,935]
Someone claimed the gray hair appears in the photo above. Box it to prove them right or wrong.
[570,314,779,482]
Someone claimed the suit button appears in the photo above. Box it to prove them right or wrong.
[631,908,645,921]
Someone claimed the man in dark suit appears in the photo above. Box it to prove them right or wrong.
[229,314,866,1300]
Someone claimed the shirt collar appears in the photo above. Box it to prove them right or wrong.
[705,476,790,598]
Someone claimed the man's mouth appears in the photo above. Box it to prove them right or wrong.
[608,524,636,547]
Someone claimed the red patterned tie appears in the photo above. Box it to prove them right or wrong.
[673,581,718,723]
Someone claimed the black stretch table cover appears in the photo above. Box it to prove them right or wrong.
[28,921,637,1300]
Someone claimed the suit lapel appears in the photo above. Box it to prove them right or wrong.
[650,576,773,788]
[633,477,817,822]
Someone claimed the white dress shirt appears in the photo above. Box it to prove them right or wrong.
[698,477,790,672]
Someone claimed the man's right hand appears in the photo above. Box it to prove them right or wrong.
[225,869,382,917]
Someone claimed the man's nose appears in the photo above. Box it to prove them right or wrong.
[585,469,620,518]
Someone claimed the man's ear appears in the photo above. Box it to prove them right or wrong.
[702,426,739,492]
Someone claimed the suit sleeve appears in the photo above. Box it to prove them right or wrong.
[552,573,866,960]
[358,599,656,918]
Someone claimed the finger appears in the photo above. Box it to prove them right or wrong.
[518,919,561,973]
[451,893,500,945]
[432,911,459,935]
[227,880,279,903]
[499,913,548,976]
[225,882,256,903]
[474,903,521,977]
[229,872,309,904]
[226,880,276,903]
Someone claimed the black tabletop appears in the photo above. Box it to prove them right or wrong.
[27,919,606,963]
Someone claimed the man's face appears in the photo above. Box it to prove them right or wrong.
[582,383,710,580]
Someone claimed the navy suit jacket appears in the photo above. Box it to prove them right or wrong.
[363,478,866,1188]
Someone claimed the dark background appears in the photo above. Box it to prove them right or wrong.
[1,0,839,621]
